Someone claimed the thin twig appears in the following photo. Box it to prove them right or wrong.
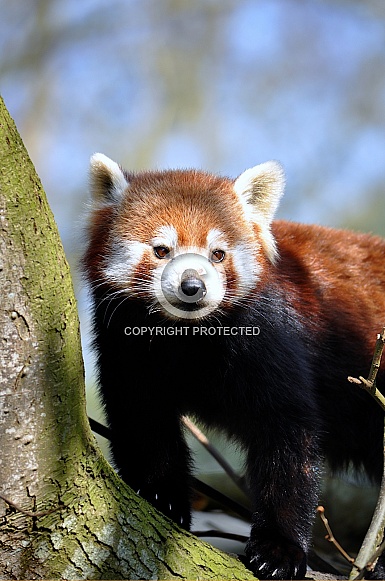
[349,328,385,579]
[0,492,59,518]
[192,477,251,521]
[348,328,385,412]
[182,415,250,498]
[193,529,248,543]
[317,506,355,565]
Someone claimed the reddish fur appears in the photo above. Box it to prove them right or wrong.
[84,172,385,338]
[83,205,116,283]
[84,190,385,345]
[118,171,255,247]
[270,221,385,348]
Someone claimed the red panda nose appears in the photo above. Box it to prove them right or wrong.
[180,269,207,300]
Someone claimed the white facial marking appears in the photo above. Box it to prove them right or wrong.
[151,225,178,250]
[231,241,260,296]
[206,228,228,252]
[207,228,260,298]
[103,239,147,285]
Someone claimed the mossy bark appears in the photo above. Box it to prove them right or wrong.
[0,96,255,580]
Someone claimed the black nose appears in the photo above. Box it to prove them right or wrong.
[180,269,207,299]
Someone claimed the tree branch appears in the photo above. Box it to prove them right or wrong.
[348,328,385,411]
[317,505,354,565]
[349,328,385,579]
[182,415,250,498]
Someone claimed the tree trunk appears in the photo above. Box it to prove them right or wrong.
[0,96,254,580]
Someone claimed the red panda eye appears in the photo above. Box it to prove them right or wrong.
[211,249,225,263]
[154,246,170,259]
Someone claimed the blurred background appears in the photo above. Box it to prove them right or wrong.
[1,0,385,572]
[2,0,385,248]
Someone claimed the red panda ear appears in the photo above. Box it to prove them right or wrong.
[233,161,285,224]
[89,153,129,204]
[234,161,285,263]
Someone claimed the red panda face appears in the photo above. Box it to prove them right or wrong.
[83,154,285,321]
[145,229,227,320]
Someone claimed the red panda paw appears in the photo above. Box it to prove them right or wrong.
[245,534,307,580]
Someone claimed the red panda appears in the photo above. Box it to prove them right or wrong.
[82,153,385,580]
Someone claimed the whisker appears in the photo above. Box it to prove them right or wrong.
[106,296,131,329]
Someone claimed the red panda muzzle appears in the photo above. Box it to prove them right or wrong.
[179,268,207,301]
[157,252,226,319]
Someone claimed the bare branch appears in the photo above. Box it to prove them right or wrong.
[182,415,250,498]
[317,505,355,565]
[193,529,248,543]
[348,328,385,411]
[349,328,385,579]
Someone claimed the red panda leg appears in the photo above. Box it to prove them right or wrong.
[100,378,193,529]
[244,429,321,579]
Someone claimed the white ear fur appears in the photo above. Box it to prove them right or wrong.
[234,161,285,263]
[234,161,285,223]
[89,153,129,204]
